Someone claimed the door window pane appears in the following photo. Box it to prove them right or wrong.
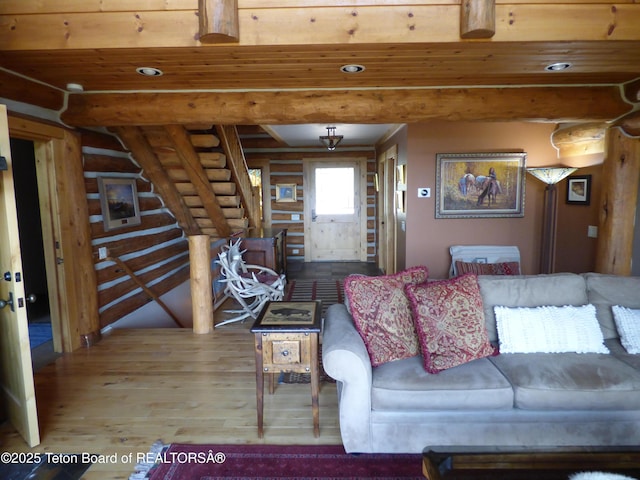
[316,167,355,215]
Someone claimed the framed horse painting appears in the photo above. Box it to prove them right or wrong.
[435,152,526,218]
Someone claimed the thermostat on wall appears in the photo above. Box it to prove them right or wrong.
[417,187,431,198]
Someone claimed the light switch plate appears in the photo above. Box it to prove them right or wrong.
[417,187,431,198]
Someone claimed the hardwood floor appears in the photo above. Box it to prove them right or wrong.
[1,320,341,479]
[1,261,381,479]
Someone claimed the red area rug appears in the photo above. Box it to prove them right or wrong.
[143,444,422,480]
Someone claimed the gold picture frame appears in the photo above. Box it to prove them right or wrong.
[435,152,526,218]
[275,183,297,203]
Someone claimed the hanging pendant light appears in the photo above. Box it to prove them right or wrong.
[319,126,343,151]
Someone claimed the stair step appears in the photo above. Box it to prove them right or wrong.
[166,168,231,182]
[190,133,220,148]
[190,207,245,219]
[199,152,226,168]
[183,195,240,208]
[196,218,248,229]
[176,182,236,196]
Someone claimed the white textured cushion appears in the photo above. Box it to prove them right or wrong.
[495,304,609,354]
[612,305,640,354]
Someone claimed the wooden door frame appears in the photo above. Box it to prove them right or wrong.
[303,157,368,262]
[377,145,397,274]
[8,115,99,352]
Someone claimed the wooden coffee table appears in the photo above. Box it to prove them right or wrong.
[422,446,640,479]
[251,300,322,438]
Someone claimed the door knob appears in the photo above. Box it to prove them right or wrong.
[26,293,37,304]
[0,292,14,311]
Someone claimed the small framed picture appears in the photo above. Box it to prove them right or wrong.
[98,177,142,231]
[275,183,297,203]
[566,174,592,205]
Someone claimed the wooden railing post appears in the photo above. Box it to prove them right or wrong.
[189,235,214,334]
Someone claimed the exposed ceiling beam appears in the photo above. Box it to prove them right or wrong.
[62,86,631,127]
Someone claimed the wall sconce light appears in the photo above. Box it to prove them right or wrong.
[319,126,343,151]
[526,166,578,274]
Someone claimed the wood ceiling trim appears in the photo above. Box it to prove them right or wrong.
[62,86,630,127]
[2,5,640,51]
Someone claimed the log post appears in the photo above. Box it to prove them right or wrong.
[199,0,239,44]
[595,127,640,275]
[189,235,214,334]
[460,0,495,39]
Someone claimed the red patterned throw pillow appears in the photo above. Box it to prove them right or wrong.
[455,261,520,276]
[344,266,429,366]
[405,273,498,374]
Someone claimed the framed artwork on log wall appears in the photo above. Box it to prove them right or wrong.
[98,176,142,231]
[435,152,527,218]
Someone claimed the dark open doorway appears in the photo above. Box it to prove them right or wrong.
[10,138,52,352]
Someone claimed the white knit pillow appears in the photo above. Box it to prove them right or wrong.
[612,305,640,354]
[495,304,609,354]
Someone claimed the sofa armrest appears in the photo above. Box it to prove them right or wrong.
[322,303,373,453]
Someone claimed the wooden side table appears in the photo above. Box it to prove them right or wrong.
[251,300,322,438]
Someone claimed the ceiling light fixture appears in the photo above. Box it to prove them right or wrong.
[340,64,365,74]
[319,126,344,151]
[136,67,164,77]
[544,62,572,72]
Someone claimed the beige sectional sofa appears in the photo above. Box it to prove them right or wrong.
[322,272,640,454]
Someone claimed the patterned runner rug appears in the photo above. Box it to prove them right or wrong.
[284,279,344,318]
[135,443,422,480]
[281,279,344,384]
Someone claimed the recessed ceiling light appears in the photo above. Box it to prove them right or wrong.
[340,64,366,74]
[66,83,84,92]
[136,67,164,77]
[544,62,572,72]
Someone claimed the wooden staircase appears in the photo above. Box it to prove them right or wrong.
[112,124,259,240]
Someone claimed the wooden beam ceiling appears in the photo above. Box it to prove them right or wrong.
[61,86,631,127]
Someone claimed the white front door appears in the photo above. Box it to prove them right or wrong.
[0,105,40,447]
[304,159,367,261]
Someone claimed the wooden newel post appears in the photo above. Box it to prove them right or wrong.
[189,235,214,334]
[460,0,495,39]
[595,127,640,275]
[199,0,239,44]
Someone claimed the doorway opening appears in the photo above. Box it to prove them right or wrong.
[10,138,55,364]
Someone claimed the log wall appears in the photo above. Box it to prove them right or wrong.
[82,130,191,329]
[246,150,378,263]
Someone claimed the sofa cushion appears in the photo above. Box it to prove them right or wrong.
[478,273,588,343]
[490,353,640,410]
[584,273,640,340]
[495,304,609,354]
[344,266,428,367]
[612,306,640,354]
[405,274,498,374]
[371,355,513,411]
[607,338,640,371]
[455,260,520,276]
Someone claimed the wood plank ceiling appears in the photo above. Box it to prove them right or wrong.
[1,1,640,128]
